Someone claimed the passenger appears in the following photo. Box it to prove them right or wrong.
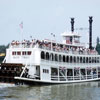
[31,39,35,47]
[11,40,15,45]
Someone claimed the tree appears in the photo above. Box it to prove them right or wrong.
[0,44,9,63]
[96,37,100,55]
[96,44,100,54]
[96,37,99,45]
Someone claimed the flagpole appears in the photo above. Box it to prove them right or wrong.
[19,22,23,47]
[21,27,23,43]
[51,33,53,50]
[51,33,55,51]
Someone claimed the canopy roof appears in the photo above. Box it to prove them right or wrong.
[61,32,81,37]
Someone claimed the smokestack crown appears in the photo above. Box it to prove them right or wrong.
[71,18,75,33]
[89,16,93,24]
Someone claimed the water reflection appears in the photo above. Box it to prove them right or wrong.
[0,82,100,100]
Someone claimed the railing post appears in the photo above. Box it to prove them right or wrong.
[79,68,81,80]
[66,69,67,81]
[73,68,74,80]
[91,68,93,79]
[85,68,87,80]
[97,67,98,78]
[58,68,59,81]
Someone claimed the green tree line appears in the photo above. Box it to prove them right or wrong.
[96,37,100,54]
[0,44,9,63]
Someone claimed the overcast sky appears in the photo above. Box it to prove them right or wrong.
[0,0,100,46]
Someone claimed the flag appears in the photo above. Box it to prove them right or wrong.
[30,36,32,39]
[19,22,23,29]
[51,33,55,37]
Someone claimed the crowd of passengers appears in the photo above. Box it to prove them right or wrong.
[11,39,97,55]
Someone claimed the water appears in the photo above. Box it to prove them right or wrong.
[0,82,100,100]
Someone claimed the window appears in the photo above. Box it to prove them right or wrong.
[28,51,31,55]
[59,55,62,62]
[95,57,96,63]
[22,51,25,55]
[12,51,31,56]
[77,57,79,63]
[80,57,82,63]
[63,55,65,62]
[43,69,49,73]
[83,57,85,63]
[12,52,15,55]
[46,52,49,60]
[17,52,21,55]
[92,57,95,63]
[12,51,16,55]
[89,57,91,63]
[74,56,76,63]
[70,56,72,63]
[97,57,99,63]
[55,54,58,61]
[41,51,45,59]
[66,56,69,62]
[86,57,88,63]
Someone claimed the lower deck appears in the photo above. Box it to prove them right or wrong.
[16,64,100,84]
[0,63,23,83]
[0,62,100,84]
[50,67,100,81]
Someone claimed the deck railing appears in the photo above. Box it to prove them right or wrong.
[51,74,98,81]
[9,42,98,55]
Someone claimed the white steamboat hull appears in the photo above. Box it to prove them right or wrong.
[15,77,100,84]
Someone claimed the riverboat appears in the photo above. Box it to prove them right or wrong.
[1,17,100,84]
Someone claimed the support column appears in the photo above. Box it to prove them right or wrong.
[97,67,98,78]
[91,68,93,79]
[91,67,92,79]
[85,68,87,80]
[73,68,74,80]
[79,68,81,80]
[65,68,67,81]
[58,68,59,81]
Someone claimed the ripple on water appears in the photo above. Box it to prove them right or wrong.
[0,82,100,100]
[0,83,15,89]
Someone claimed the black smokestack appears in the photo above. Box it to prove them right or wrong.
[89,16,93,50]
[71,18,74,33]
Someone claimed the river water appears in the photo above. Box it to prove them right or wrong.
[0,82,100,100]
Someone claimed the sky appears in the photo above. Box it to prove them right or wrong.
[0,0,100,47]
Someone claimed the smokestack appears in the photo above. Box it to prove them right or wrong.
[89,16,93,50]
[71,18,75,33]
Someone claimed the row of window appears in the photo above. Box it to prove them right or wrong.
[12,51,31,55]
[41,51,100,63]
[0,66,21,71]
[43,69,49,73]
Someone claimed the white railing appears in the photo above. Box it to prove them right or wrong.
[51,74,98,81]
[9,43,98,55]
[10,43,35,48]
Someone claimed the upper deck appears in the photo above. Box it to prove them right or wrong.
[9,38,97,56]
[9,31,98,55]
